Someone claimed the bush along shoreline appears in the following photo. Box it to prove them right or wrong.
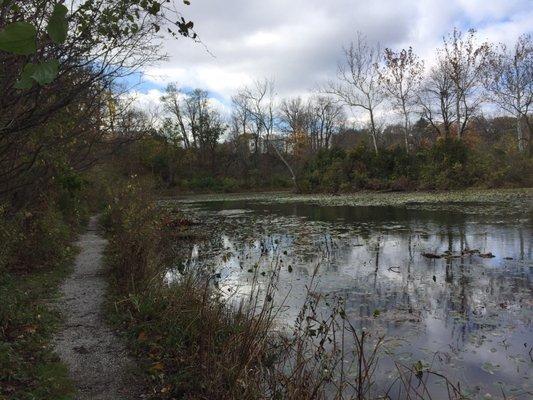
[102,178,469,400]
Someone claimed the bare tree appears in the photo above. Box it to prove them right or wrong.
[231,91,260,156]
[160,85,225,168]
[309,95,345,151]
[483,34,532,152]
[440,28,489,139]
[160,83,190,149]
[417,59,456,138]
[279,97,312,153]
[183,89,225,166]
[326,33,384,154]
[378,47,424,152]
[240,80,300,191]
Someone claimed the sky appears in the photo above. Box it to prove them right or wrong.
[126,0,533,115]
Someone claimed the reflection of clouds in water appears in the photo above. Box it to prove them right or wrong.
[164,244,200,284]
[174,201,533,397]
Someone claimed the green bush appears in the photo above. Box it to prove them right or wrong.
[221,177,239,192]
[299,139,532,192]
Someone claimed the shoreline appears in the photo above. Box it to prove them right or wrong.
[165,187,533,210]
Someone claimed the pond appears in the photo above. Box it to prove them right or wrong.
[170,197,532,399]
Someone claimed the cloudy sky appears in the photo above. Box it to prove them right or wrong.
[128,0,533,113]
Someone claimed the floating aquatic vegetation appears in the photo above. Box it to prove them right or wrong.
[163,194,533,399]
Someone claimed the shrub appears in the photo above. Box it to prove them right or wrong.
[0,207,20,273]
[390,175,412,191]
[299,138,532,192]
[3,204,71,272]
[221,177,239,192]
[103,178,164,293]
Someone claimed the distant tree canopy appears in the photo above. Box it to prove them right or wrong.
[121,29,531,193]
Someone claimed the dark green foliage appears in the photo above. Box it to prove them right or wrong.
[300,139,532,192]
[0,21,36,54]
[418,139,475,189]
[47,4,69,44]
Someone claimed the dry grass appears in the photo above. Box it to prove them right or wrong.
[104,181,469,399]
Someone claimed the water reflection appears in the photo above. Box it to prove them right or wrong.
[173,200,532,398]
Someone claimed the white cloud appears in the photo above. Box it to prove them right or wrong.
[123,88,231,126]
[143,66,252,100]
[129,0,532,112]
[245,31,283,48]
[122,89,164,113]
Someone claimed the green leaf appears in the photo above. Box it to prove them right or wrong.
[148,2,161,15]
[47,4,69,44]
[14,63,38,89]
[14,60,60,89]
[0,22,37,55]
[31,60,60,85]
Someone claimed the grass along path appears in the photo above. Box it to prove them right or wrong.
[0,255,74,399]
[53,216,141,400]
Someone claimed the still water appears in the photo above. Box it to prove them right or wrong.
[173,199,532,398]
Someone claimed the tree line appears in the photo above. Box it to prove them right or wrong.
[145,28,531,192]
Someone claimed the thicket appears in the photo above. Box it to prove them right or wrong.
[301,138,533,192]
[0,172,89,398]
[0,1,196,398]
[115,128,532,194]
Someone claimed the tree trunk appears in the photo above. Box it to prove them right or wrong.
[403,104,410,153]
[369,108,379,154]
[455,93,461,140]
[267,139,300,193]
[175,112,189,149]
[517,114,524,153]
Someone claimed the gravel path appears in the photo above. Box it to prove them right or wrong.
[54,216,142,399]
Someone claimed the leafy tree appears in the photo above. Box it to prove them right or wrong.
[0,0,196,205]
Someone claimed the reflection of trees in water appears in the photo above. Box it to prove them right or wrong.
[403,233,415,314]
[189,206,531,349]
[373,234,381,289]
[436,224,532,346]
[186,204,532,399]
[327,223,531,348]
[518,227,527,260]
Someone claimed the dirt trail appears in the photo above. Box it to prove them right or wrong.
[54,216,142,400]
